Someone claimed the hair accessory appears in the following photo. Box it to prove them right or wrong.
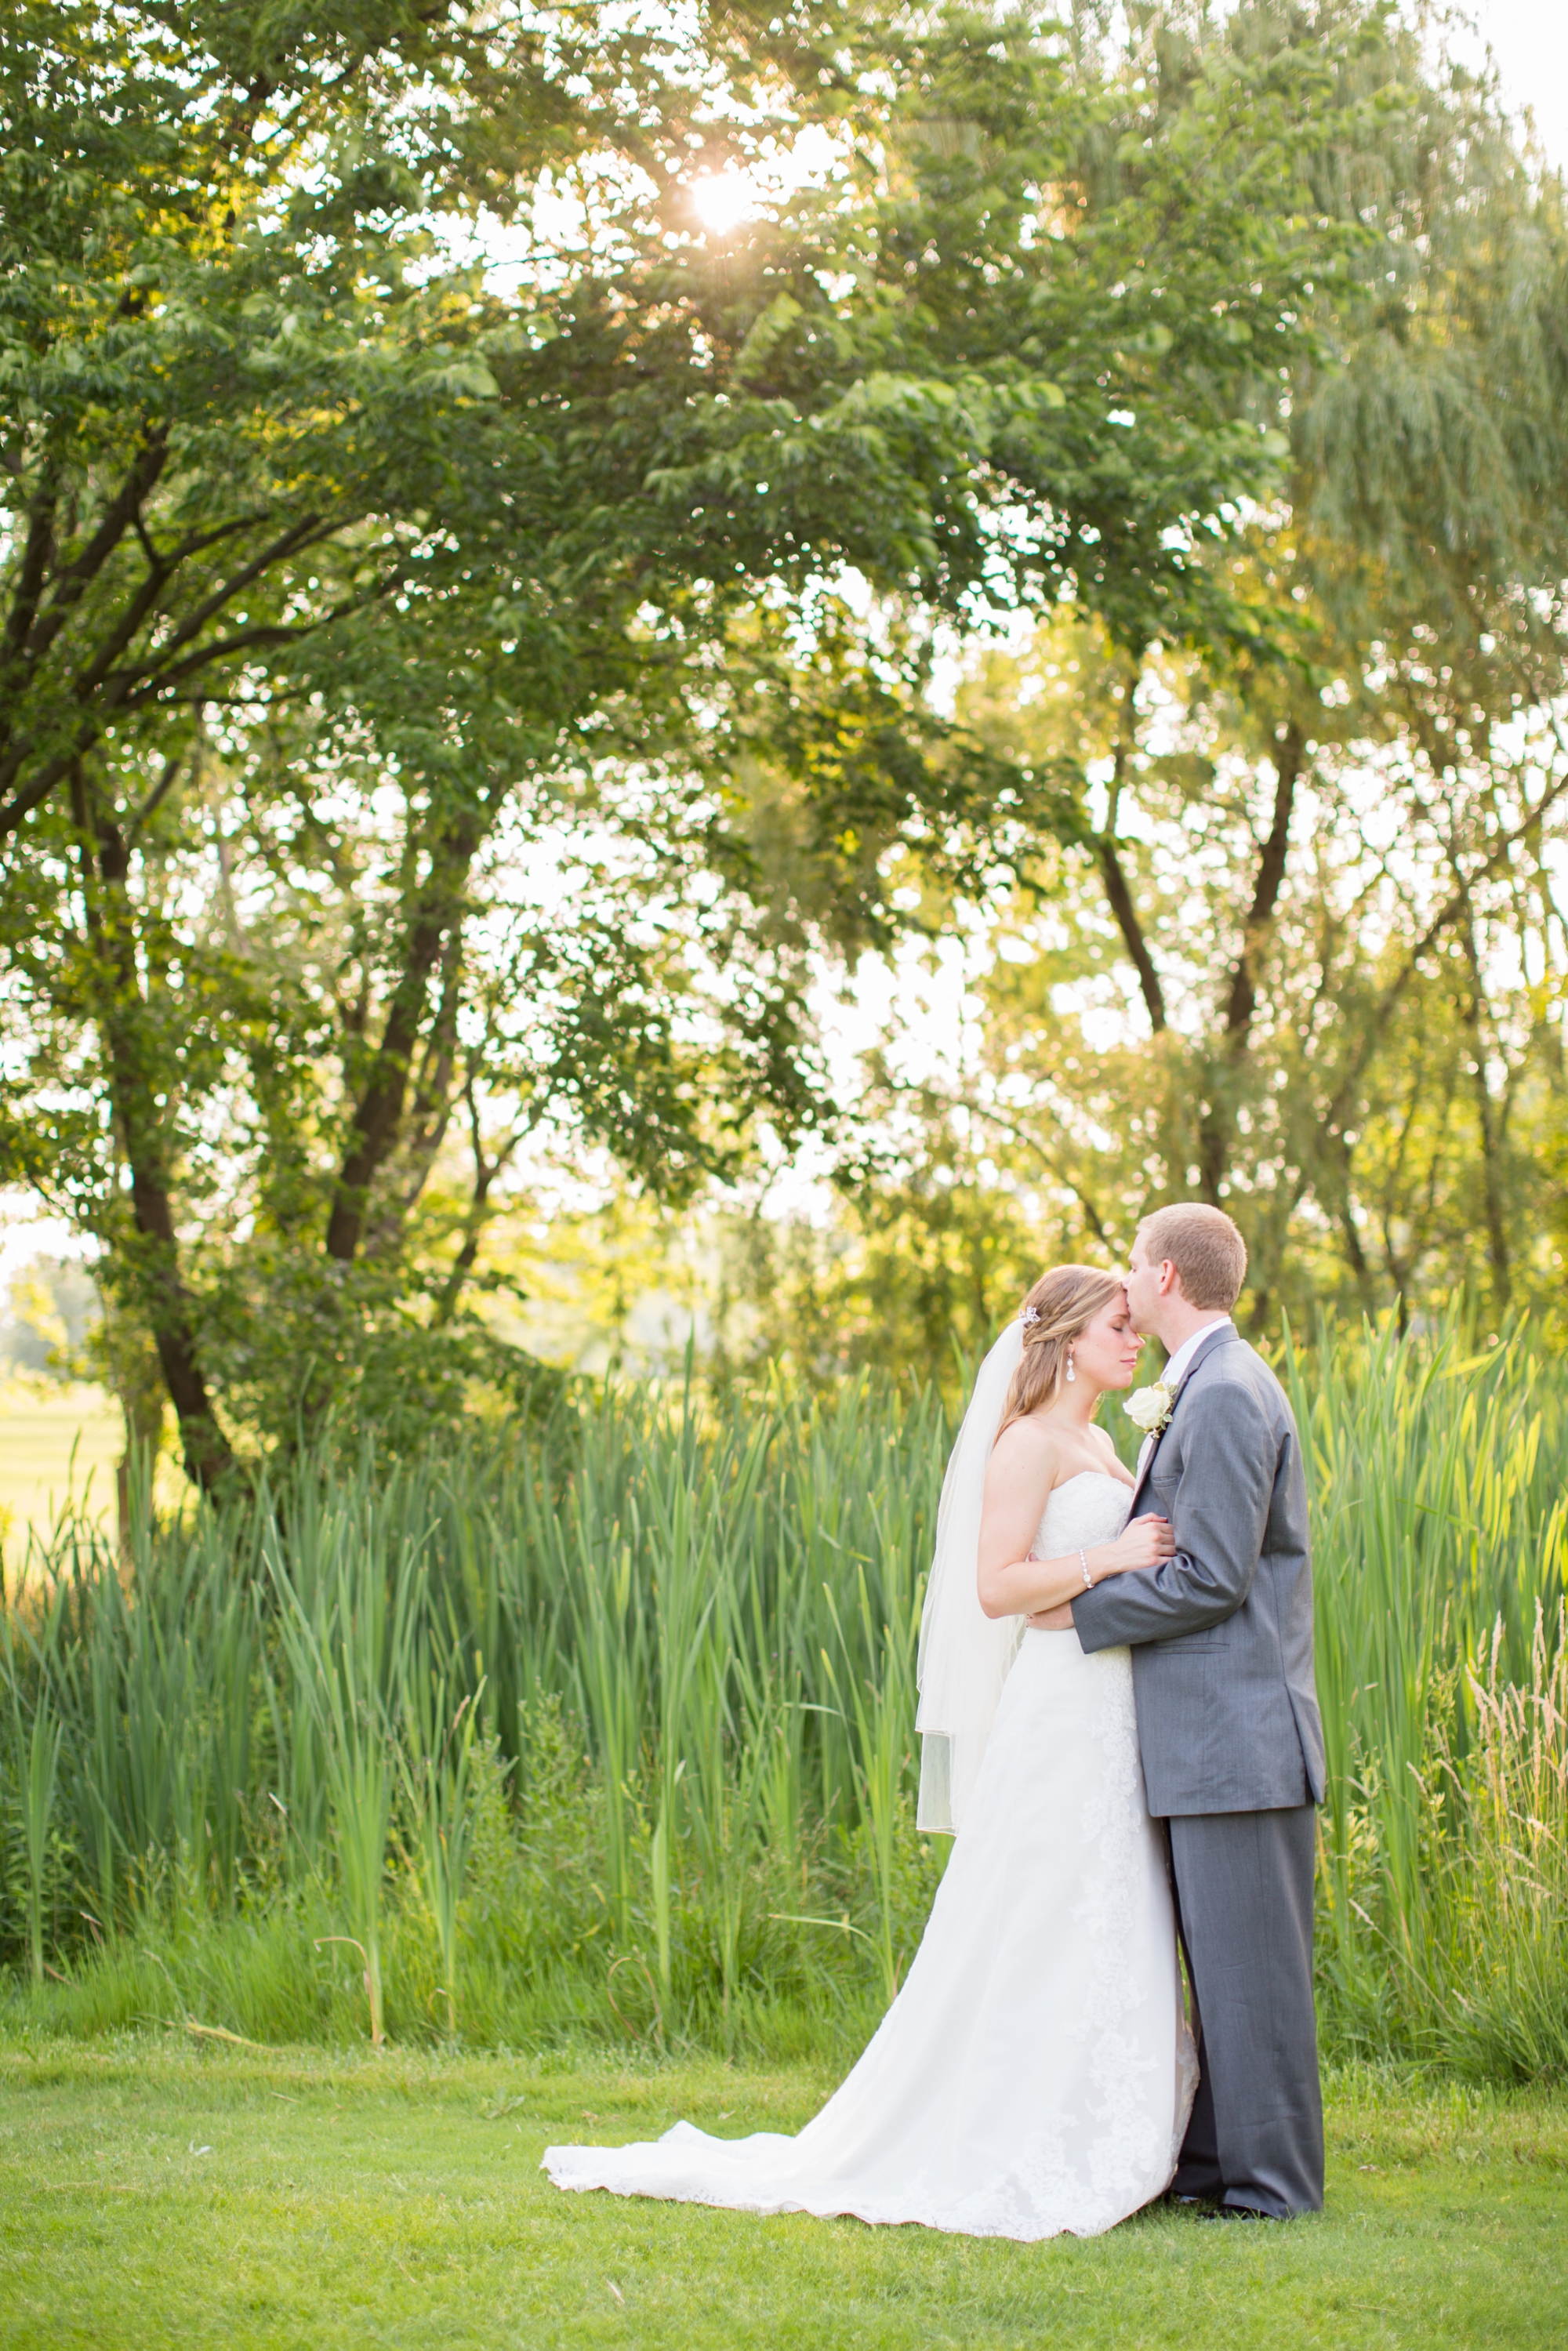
[1020,1305,1041,1330]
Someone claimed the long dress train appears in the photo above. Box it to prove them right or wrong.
[543,1471,1196,2240]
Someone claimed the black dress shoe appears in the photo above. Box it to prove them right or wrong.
[1200,2202,1283,2222]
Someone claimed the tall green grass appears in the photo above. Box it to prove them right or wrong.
[0,1367,952,2055]
[2,1320,1565,2077]
[1286,1319,1568,2069]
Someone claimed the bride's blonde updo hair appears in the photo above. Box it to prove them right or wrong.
[996,1264,1123,1438]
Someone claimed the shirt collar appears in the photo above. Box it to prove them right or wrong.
[1161,1316,1234,1392]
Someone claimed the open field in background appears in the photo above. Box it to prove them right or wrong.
[0,2048,1563,2350]
[0,1388,188,1576]
[0,1386,121,1566]
[1,1315,1566,2081]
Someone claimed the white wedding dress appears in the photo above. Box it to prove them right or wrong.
[543,1472,1196,2240]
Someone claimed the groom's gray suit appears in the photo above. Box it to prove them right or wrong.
[1071,1323,1326,2218]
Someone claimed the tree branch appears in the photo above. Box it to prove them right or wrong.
[434,1076,525,1325]
[1200,723,1305,1200]
[1222,723,1301,1050]
[114,622,313,704]
[126,753,186,844]
[325,811,484,1263]
[2,464,60,662]
[1324,756,1568,1135]
[0,611,322,835]
[972,1100,1116,1248]
[13,429,170,672]
[126,513,327,679]
[1095,833,1167,1032]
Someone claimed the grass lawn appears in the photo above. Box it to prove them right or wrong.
[0,2046,1563,2349]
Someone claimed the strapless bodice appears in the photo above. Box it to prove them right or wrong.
[1033,1469,1133,1561]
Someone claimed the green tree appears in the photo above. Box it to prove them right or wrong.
[779,4,1568,1344]
[1,0,1356,1471]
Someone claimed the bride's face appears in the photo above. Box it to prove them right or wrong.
[1072,1293,1145,1393]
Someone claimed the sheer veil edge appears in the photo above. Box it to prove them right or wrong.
[915,1322,1026,1835]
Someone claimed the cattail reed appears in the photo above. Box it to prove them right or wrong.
[0,1318,1563,2075]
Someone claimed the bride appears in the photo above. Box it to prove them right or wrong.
[543,1264,1196,2240]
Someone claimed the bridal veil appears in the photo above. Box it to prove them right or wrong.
[915,1320,1027,1834]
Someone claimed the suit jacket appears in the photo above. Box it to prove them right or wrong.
[1070,1326,1325,1816]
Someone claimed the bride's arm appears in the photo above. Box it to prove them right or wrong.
[975,1424,1174,1620]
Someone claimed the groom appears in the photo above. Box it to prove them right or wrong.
[1071,1203,1325,2220]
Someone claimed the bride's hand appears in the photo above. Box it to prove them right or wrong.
[1025,1515,1173,1627]
[1093,1514,1175,1579]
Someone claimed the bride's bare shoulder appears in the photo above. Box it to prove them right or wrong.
[993,1408,1059,1446]
[988,1413,1062,1474]
[983,1418,1063,1521]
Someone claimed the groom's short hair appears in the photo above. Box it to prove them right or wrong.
[1137,1204,1247,1311]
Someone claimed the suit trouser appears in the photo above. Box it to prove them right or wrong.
[1167,1805,1324,2217]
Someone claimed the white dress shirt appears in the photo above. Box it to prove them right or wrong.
[1134,1317,1234,1486]
[1159,1315,1235,1394]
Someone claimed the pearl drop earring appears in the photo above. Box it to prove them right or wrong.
[1065,1349,1076,1384]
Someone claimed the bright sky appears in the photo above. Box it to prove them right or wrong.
[1460,1,1568,165]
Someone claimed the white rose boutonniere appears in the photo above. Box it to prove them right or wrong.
[1124,1381,1175,1438]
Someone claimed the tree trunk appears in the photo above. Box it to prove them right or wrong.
[1095,832,1167,1033]
[1198,725,1303,1203]
[1457,911,1512,1311]
[102,1300,169,1555]
[324,811,481,1264]
[70,765,238,1493]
